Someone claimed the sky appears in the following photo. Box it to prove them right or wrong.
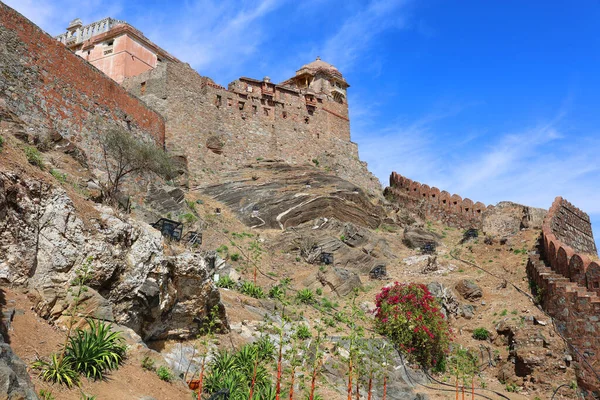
[6,0,600,247]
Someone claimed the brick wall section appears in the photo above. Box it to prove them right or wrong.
[0,2,164,164]
[527,196,600,396]
[123,62,382,195]
[384,171,489,229]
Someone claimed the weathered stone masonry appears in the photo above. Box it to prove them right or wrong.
[0,2,165,167]
[527,197,600,396]
[384,171,489,229]
[122,60,382,194]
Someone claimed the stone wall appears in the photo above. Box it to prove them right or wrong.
[549,198,597,255]
[122,62,382,195]
[527,196,600,396]
[0,2,165,168]
[384,172,488,229]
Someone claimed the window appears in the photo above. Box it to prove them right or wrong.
[227,98,233,107]
[238,101,245,110]
[252,105,257,114]
[282,111,287,119]
[215,95,222,107]
[263,108,270,116]
[594,282,599,289]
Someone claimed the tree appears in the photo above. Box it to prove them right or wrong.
[100,128,173,202]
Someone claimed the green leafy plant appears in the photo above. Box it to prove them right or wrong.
[0,135,4,152]
[141,356,156,371]
[39,389,55,400]
[295,325,312,340]
[217,275,236,289]
[216,245,229,254]
[240,281,265,298]
[32,354,79,388]
[268,285,285,300]
[500,309,508,316]
[374,282,451,370]
[24,146,44,169]
[472,327,490,341]
[66,319,126,380]
[296,288,315,304]
[178,212,198,224]
[50,169,67,183]
[312,158,319,166]
[156,365,174,382]
[448,347,478,385]
[315,287,323,296]
[230,253,240,261]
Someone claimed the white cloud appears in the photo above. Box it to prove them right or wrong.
[320,0,411,72]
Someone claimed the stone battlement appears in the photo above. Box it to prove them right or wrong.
[384,172,489,229]
[528,197,600,396]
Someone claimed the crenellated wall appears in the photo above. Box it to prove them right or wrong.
[0,2,165,168]
[527,197,600,396]
[384,172,489,229]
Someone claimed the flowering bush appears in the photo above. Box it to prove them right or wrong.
[374,282,451,370]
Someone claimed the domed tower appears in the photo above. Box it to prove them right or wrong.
[281,57,349,104]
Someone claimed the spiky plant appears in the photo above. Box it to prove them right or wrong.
[65,319,126,380]
[32,353,79,388]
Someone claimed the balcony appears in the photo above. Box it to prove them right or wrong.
[305,97,318,107]
[261,86,274,96]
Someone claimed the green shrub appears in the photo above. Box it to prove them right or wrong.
[312,158,319,166]
[240,281,264,298]
[472,327,490,341]
[38,389,55,400]
[217,275,236,289]
[500,309,508,316]
[32,353,79,388]
[156,365,174,382]
[216,245,229,254]
[295,325,312,340]
[268,285,285,300]
[0,135,4,151]
[230,253,240,262]
[447,348,478,382]
[179,213,198,224]
[24,146,44,169]
[141,356,156,371]
[296,288,315,304]
[315,287,323,296]
[65,319,126,380]
[50,169,67,183]
[374,282,451,370]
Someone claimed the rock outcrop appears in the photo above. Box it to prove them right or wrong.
[200,162,386,230]
[482,201,546,238]
[0,169,226,341]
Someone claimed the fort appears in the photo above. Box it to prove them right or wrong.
[51,16,381,193]
[527,197,600,396]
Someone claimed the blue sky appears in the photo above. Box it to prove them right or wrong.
[8,0,600,247]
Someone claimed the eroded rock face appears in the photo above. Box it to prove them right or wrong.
[403,227,441,249]
[200,162,386,230]
[482,202,546,238]
[0,171,226,341]
[455,279,483,301]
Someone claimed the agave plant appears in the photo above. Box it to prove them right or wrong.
[65,319,127,380]
[32,353,79,388]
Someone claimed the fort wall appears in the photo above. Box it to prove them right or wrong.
[527,197,600,396]
[0,3,165,167]
[384,171,489,229]
[123,62,381,194]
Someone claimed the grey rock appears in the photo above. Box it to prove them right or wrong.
[455,279,483,301]
[403,227,440,249]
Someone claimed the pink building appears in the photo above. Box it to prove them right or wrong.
[56,18,179,83]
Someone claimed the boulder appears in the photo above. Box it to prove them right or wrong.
[455,279,482,301]
[482,202,546,237]
[316,267,362,296]
[403,227,440,249]
[427,282,459,318]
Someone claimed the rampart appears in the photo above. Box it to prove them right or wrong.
[527,197,600,396]
[123,62,381,194]
[0,2,165,167]
[384,172,489,229]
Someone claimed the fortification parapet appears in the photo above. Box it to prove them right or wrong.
[528,196,600,396]
[385,172,488,229]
